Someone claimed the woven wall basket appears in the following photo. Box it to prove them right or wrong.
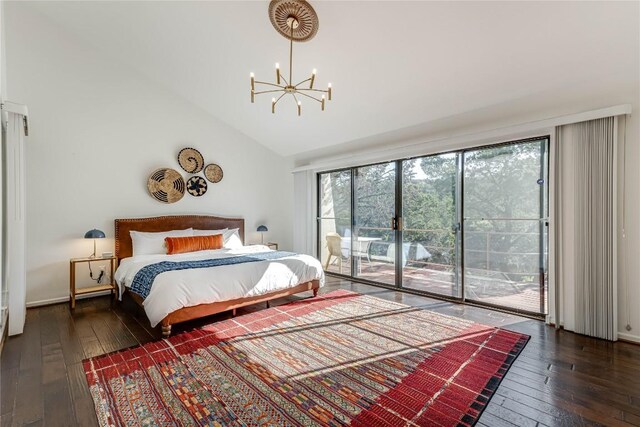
[186,176,208,197]
[204,164,224,183]
[147,168,186,203]
[178,148,204,174]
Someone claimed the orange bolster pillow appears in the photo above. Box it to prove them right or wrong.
[165,234,223,255]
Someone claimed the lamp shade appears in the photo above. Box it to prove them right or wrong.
[84,229,106,239]
[256,225,268,232]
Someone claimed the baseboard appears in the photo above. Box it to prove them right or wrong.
[26,290,112,308]
[617,332,640,344]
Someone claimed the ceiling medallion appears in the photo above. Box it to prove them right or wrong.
[251,0,332,116]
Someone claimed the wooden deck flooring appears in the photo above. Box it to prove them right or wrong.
[2,276,639,426]
[326,261,546,313]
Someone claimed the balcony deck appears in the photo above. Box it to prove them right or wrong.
[324,259,546,314]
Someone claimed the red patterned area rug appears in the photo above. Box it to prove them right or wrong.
[84,290,529,426]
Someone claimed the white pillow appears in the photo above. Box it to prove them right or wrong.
[130,228,193,239]
[222,228,244,249]
[130,228,193,256]
[193,228,227,237]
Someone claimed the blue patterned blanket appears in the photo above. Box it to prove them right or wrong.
[130,251,297,299]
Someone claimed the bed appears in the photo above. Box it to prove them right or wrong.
[114,215,323,337]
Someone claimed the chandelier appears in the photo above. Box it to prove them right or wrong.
[250,0,331,116]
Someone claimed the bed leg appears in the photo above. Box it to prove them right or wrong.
[232,308,237,317]
[161,322,171,338]
[266,300,270,308]
[313,288,319,297]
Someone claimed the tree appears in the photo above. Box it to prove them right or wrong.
[319,139,547,280]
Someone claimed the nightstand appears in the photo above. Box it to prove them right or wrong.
[266,242,278,250]
[69,256,117,309]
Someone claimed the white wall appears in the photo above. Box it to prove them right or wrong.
[5,4,294,305]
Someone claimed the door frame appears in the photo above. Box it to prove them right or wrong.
[316,135,550,318]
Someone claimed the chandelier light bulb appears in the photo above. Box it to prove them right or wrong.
[297,100,302,116]
[275,63,280,69]
[310,68,317,89]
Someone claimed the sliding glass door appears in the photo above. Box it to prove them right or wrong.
[463,140,548,313]
[318,170,352,276]
[317,137,548,315]
[401,154,461,297]
[353,162,397,285]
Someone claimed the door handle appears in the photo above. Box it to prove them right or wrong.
[391,217,403,231]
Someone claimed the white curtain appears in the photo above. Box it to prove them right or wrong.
[5,109,27,336]
[293,170,315,256]
[553,116,618,340]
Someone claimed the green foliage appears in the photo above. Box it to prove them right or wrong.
[402,154,458,264]
[464,142,546,278]
[320,139,548,277]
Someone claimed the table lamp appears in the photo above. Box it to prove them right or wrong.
[84,229,106,258]
[257,225,268,244]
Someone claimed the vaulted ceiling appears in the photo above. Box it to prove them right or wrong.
[20,1,640,156]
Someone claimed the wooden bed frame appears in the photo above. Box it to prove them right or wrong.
[115,215,320,337]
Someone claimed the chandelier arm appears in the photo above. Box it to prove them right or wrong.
[297,88,329,94]
[296,91,323,103]
[253,89,285,95]
[273,92,286,106]
[294,78,312,88]
[255,81,285,89]
[279,74,289,86]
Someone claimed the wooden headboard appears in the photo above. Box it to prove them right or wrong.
[114,215,245,260]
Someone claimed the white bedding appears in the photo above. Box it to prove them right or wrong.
[115,245,325,327]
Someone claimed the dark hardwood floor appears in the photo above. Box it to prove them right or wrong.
[2,276,640,426]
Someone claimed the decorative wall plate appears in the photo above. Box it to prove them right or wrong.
[178,147,204,174]
[147,168,185,204]
[204,164,224,183]
[186,176,208,197]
